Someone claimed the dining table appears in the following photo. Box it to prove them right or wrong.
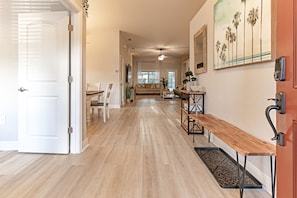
[86,90,104,124]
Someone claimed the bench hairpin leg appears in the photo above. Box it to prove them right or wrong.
[241,156,247,198]
[236,152,247,198]
[236,152,241,194]
[270,156,276,198]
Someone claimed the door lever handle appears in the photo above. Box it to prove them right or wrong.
[265,105,284,146]
[265,92,286,146]
[265,105,280,141]
[18,87,29,92]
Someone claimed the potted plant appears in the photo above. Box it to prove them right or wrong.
[183,70,197,90]
[160,77,168,89]
[126,86,131,103]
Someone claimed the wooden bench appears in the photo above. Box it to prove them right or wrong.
[189,114,276,198]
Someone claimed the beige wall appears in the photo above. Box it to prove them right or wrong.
[190,0,276,193]
[86,27,121,108]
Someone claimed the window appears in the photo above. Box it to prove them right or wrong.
[167,72,176,91]
[138,71,159,84]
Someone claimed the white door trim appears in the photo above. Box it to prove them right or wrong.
[60,0,85,154]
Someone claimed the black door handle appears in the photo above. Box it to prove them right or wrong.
[265,92,285,146]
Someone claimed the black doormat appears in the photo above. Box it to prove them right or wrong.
[194,147,262,189]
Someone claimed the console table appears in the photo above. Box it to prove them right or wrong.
[178,90,206,136]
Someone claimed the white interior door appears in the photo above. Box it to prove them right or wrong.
[18,11,69,154]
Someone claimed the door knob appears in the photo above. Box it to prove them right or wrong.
[18,87,29,92]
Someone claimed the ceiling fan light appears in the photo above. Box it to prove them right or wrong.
[158,54,165,61]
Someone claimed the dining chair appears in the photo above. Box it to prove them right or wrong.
[87,82,101,101]
[87,82,101,91]
[90,83,113,122]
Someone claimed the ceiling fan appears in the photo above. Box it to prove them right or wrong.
[129,46,187,58]
[158,48,167,61]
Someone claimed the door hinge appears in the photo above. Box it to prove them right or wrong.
[68,76,73,83]
[68,127,73,134]
[68,24,73,32]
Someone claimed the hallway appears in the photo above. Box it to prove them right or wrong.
[0,97,270,197]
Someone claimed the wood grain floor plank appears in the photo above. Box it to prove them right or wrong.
[0,96,271,198]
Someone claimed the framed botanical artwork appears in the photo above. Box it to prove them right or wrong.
[213,0,275,69]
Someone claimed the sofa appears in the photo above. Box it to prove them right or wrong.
[135,83,161,95]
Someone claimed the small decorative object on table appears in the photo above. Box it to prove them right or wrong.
[183,70,197,90]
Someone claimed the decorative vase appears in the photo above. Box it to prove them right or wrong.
[186,82,192,90]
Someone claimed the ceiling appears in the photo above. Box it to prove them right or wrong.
[87,0,206,58]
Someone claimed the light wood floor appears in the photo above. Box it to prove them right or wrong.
[0,95,271,198]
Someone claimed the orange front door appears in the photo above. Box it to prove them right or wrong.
[276,0,297,197]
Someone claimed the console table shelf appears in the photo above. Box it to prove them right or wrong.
[178,90,206,135]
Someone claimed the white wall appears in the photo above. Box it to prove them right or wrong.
[86,27,121,108]
[190,0,276,194]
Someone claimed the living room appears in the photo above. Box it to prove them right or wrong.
[132,56,185,96]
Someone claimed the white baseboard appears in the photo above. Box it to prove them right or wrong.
[0,141,18,151]
[110,104,121,108]
[81,138,89,152]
